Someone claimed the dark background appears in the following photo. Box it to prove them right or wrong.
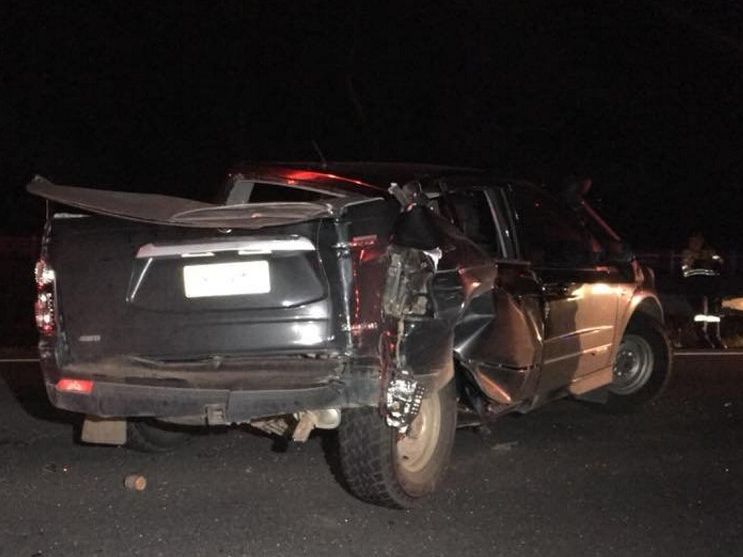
[2,0,743,249]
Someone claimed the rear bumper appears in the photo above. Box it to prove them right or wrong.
[45,378,378,424]
[38,338,451,423]
[38,341,380,423]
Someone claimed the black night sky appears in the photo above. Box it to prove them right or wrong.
[3,1,743,249]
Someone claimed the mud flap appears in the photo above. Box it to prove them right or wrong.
[81,416,127,445]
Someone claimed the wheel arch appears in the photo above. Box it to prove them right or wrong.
[630,294,664,326]
[604,292,674,410]
[612,291,670,369]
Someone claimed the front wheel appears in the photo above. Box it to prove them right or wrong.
[336,380,457,509]
[605,316,672,412]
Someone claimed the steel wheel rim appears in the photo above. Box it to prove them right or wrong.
[396,396,441,473]
[611,334,654,395]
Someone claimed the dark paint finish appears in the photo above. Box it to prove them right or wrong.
[28,163,662,424]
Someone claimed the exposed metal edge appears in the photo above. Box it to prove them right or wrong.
[171,201,332,221]
[136,237,316,259]
[334,196,385,209]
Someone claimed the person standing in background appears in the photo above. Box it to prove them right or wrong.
[681,231,725,348]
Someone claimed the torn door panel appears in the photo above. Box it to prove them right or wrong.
[436,249,543,410]
[378,208,543,401]
[369,204,545,408]
[397,210,545,409]
[371,211,466,392]
[379,246,453,385]
[454,286,541,368]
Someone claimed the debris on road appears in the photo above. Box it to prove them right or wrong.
[491,441,519,452]
[123,474,147,491]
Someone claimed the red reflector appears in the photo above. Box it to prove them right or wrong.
[57,378,94,394]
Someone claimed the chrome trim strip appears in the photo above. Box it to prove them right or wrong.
[136,237,315,259]
[181,252,215,258]
[128,257,153,301]
[543,343,613,365]
[543,326,615,344]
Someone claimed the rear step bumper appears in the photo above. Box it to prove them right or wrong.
[45,378,379,424]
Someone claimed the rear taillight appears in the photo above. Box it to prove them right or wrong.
[56,378,94,394]
[34,258,56,336]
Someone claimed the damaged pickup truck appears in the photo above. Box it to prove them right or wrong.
[28,163,671,508]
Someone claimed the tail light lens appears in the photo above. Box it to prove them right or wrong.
[34,259,56,335]
[56,378,94,394]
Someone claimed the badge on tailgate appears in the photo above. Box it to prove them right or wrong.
[183,261,270,298]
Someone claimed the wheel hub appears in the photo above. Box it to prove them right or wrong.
[611,334,654,395]
[396,396,441,473]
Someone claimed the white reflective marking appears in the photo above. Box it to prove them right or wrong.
[137,237,315,259]
[78,335,101,342]
[53,213,89,219]
[683,268,718,277]
[694,314,721,323]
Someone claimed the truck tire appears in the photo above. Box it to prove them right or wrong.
[605,315,672,413]
[337,380,457,508]
[126,419,191,453]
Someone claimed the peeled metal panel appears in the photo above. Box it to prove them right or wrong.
[27,176,212,224]
[26,176,377,229]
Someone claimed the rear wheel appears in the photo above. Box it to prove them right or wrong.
[126,419,191,453]
[605,316,672,412]
[336,380,457,508]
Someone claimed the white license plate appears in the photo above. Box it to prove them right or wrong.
[183,261,270,298]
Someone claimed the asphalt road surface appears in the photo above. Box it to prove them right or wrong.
[1,356,741,557]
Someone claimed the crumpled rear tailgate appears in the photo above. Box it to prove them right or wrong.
[26,175,344,229]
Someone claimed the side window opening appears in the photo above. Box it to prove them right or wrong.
[443,190,502,257]
[225,180,338,205]
[578,203,625,260]
[512,186,598,268]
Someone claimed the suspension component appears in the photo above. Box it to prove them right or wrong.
[384,370,425,434]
